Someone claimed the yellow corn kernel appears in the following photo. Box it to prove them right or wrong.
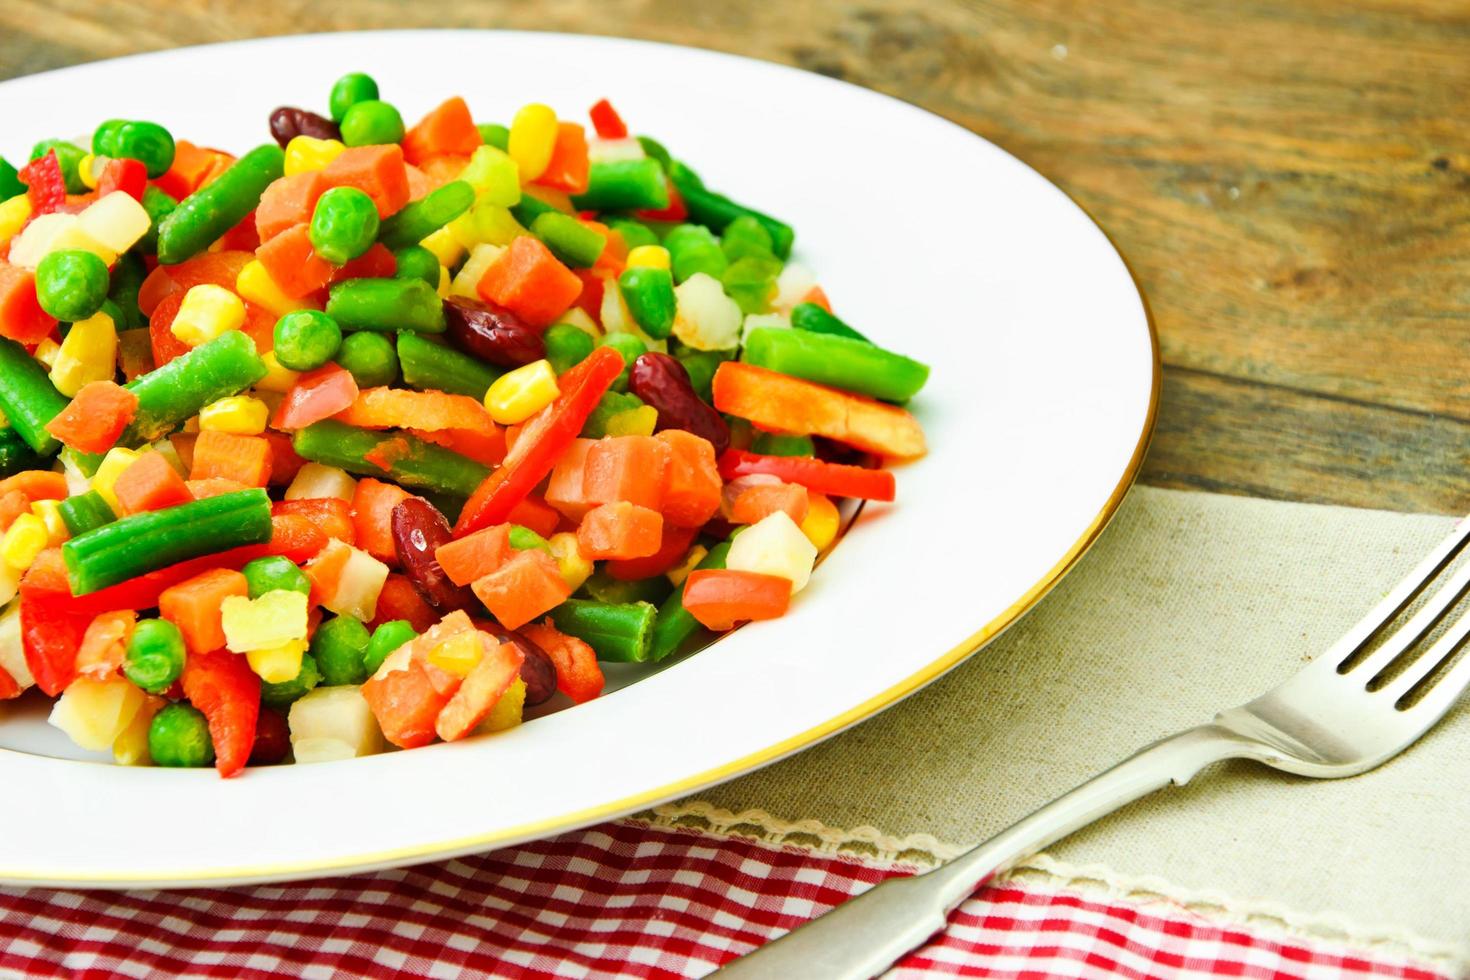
[0,194,33,243]
[90,446,143,513]
[666,544,709,588]
[255,350,302,394]
[477,677,526,734]
[31,337,62,370]
[29,499,69,546]
[421,225,466,268]
[605,405,658,437]
[438,263,451,297]
[246,638,308,684]
[484,359,560,425]
[428,631,483,677]
[78,192,151,254]
[446,210,482,251]
[236,258,320,316]
[450,242,505,298]
[49,309,118,397]
[547,532,594,591]
[625,244,671,271]
[801,493,841,552]
[508,103,558,181]
[1,514,49,571]
[171,283,245,347]
[112,694,167,766]
[284,135,346,176]
[77,153,100,190]
[199,395,270,435]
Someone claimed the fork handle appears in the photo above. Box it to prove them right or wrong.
[713,724,1253,979]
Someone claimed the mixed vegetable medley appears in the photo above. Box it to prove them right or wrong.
[0,76,930,776]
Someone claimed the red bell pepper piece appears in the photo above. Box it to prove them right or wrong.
[681,569,792,631]
[717,449,896,502]
[19,152,66,216]
[181,648,261,778]
[0,663,20,700]
[96,157,148,202]
[588,98,628,140]
[273,364,360,430]
[452,346,624,538]
[605,523,698,581]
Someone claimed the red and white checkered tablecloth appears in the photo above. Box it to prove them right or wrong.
[0,819,1448,979]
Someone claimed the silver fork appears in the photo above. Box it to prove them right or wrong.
[715,514,1470,979]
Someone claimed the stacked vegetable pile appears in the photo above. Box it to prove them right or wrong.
[0,75,929,775]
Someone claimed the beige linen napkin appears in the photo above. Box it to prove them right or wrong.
[668,487,1469,958]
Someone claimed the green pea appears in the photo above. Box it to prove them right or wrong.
[123,618,186,694]
[91,119,127,156]
[597,332,646,392]
[543,323,594,375]
[148,703,215,768]
[329,72,380,123]
[260,653,321,706]
[310,186,380,265]
[311,615,371,686]
[336,331,399,387]
[35,250,109,322]
[720,215,775,262]
[29,140,87,194]
[581,390,646,439]
[721,255,781,315]
[274,309,343,371]
[242,555,311,599]
[364,620,417,675]
[340,100,405,147]
[477,123,510,151]
[392,245,441,289]
[112,121,176,178]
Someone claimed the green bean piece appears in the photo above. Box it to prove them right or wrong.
[124,618,186,694]
[364,620,418,675]
[530,212,606,269]
[666,160,704,190]
[789,302,870,343]
[329,72,379,123]
[242,556,310,599]
[720,215,775,262]
[668,169,794,260]
[507,525,552,553]
[392,245,441,288]
[665,224,727,283]
[107,253,148,330]
[0,338,67,455]
[57,490,116,536]
[63,489,273,595]
[311,615,371,686]
[274,309,343,371]
[35,250,110,322]
[549,599,658,663]
[581,391,646,439]
[617,267,676,339]
[260,653,321,707]
[156,144,283,264]
[742,327,929,402]
[648,542,732,662]
[137,185,178,254]
[149,704,215,768]
[396,332,500,398]
[122,331,267,444]
[542,323,594,375]
[326,278,445,334]
[508,190,561,230]
[340,100,405,147]
[635,135,673,171]
[310,186,380,265]
[292,421,489,498]
[750,432,817,457]
[0,427,42,478]
[29,140,87,194]
[583,569,672,607]
[477,123,510,150]
[379,181,475,249]
[569,159,669,213]
[604,218,658,251]
[113,122,175,178]
[336,331,399,387]
[675,349,731,403]
[0,157,25,199]
[58,446,102,479]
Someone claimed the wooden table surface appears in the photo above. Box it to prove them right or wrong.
[3,1,1465,513]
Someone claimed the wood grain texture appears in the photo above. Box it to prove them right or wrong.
[2,0,1467,511]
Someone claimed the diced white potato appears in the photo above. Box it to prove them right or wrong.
[7,212,78,269]
[0,602,32,690]
[292,737,360,764]
[284,462,356,501]
[77,191,151,253]
[741,311,791,346]
[289,686,384,759]
[672,273,743,351]
[726,510,819,594]
[600,275,634,333]
[221,590,310,653]
[553,306,600,339]
[314,543,389,621]
[451,242,505,298]
[587,138,645,163]
[112,694,167,766]
[48,676,146,752]
[772,262,817,312]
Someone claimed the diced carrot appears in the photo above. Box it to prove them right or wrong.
[583,435,670,509]
[507,495,560,539]
[369,573,439,633]
[168,433,197,473]
[73,610,137,680]
[731,482,809,526]
[470,550,571,630]
[190,430,273,487]
[588,99,628,140]
[159,568,250,655]
[241,300,277,354]
[44,380,139,455]
[0,491,30,532]
[332,242,396,282]
[416,153,471,188]
[333,386,495,432]
[262,430,306,487]
[363,436,409,471]
[0,470,68,502]
[218,211,260,252]
[682,569,792,631]
[361,648,453,749]
[801,285,832,312]
[476,235,583,328]
[255,172,325,243]
[320,144,411,218]
[404,163,434,201]
[113,451,192,515]
[351,478,411,566]
[521,619,603,703]
[255,223,335,298]
[544,438,596,521]
[409,427,506,467]
[577,501,664,560]
[434,524,513,586]
[153,140,231,199]
[533,122,590,195]
[435,634,523,741]
[587,221,626,277]
[0,264,57,344]
[401,97,483,165]
[185,477,250,500]
[273,497,355,546]
[606,523,699,581]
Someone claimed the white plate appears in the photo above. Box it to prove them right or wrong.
[0,30,1157,888]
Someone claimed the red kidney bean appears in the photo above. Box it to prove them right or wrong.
[268,106,341,148]
[629,352,730,454]
[392,498,477,614]
[488,628,558,706]
[249,707,292,766]
[443,297,545,367]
